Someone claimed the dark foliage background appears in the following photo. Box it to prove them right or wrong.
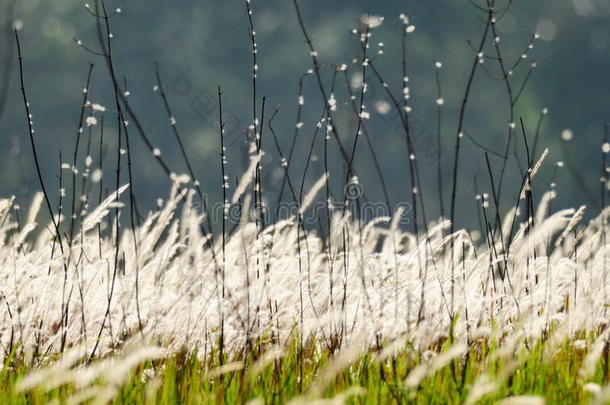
[0,0,608,228]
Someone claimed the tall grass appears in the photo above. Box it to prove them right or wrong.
[2,0,610,403]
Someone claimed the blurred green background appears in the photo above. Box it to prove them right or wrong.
[0,0,608,228]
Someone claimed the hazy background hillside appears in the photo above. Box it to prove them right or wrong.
[0,0,608,228]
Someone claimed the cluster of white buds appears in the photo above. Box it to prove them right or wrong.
[400,14,415,32]
[86,116,98,127]
[360,15,384,29]
[476,193,490,208]
[328,94,337,111]
[85,101,106,112]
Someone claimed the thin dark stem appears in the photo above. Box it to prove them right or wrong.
[275,72,310,207]
[292,0,353,168]
[69,64,95,246]
[435,62,445,219]
[449,8,492,237]
[89,0,124,361]
[344,24,370,183]
[341,70,391,209]
[122,76,144,339]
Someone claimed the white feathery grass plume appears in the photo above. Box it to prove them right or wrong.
[372,337,408,362]
[208,361,245,378]
[240,193,253,225]
[465,374,499,405]
[555,205,586,247]
[248,346,284,375]
[299,175,327,215]
[496,396,545,405]
[26,191,44,225]
[587,383,610,405]
[0,196,13,214]
[179,189,198,238]
[139,185,187,262]
[405,343,467,388]
[584,382,602,395]
[381,205,405,255]
[14,222,36,251]
[535,191,555,226]
[289,386,366,405]
[232,148,263,204]
[308,339,368,397]
[16,344,92,391]
[63,386,109,405]
[580,327,610,380]
[75,345,164,387]
[81,183,129,232]
[520,148,548,199]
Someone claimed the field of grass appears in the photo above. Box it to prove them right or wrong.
[0,175,608,404]
[3,0,610,403]
[3,334,609,404]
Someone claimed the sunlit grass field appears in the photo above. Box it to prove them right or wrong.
[4,334,609,404]
[4,0,610,404]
